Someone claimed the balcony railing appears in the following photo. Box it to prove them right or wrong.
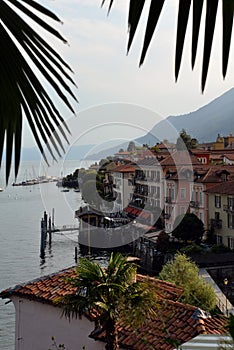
[135,175,146,181]
[165,196,172,204]
[210,219,222,229]
[164,213,171,220]
[190,201,199,209]
[223,205,234,213]
[148,176,160,182]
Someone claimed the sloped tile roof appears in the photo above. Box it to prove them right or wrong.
[0,267,78,303]
[160,151,201,166]
[112,163,137,173]
[205,180,234,195]
[92,300,227,350]
[136,274,182,301]
[0,267,227,350]
[0,268,182,304]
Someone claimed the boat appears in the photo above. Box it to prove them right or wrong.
[0,187,3,192]
[74,189,80,193]
[61,189,69,192]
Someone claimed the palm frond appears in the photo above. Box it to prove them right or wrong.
[222,0,234,78]
[201,0,219,91]
[0,0,77,183]
[102,0,234,92]
[191,0,204,68]
[175,0,192,80]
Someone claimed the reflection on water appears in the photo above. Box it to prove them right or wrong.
[0,160,100,350]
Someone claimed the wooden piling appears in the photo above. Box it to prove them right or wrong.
[75,246,78,263]
[40,218,46,258]
[43,211,48,241]
[48,216,52,246]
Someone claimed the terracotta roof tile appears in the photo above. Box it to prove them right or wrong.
[0,267,78,304]
[205,180,234,195]
[0,267,227,350]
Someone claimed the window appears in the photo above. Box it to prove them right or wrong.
[181,207,186,215]
[180,188,186,199]
[171,188,175,200]
[228,197,234,209]
[215,195,221,208]
[216,235,223,245]
[228,237,234,250]
[221,173,227,182]
[199,191,203,206]
[191,189,194,201]
[228,214,234,229]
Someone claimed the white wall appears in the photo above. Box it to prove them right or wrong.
[12,296,104,350]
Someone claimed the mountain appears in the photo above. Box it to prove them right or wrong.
[3,144,95,162]
[137,88,234,145]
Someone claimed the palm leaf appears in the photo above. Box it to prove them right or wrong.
[222,0,234,78]
[0,0,77,183]
[127,0,146,53]
[201,0,219,91]
[175,0,192,80]
[103,0,234,92]
[191,0,204,68]
[140,0,165,66]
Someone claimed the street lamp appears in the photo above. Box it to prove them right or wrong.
[224,278,229,316]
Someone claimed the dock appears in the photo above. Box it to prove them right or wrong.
[40,210,79,259]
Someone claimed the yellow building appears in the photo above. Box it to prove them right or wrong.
[207,180,234,248]
[212,133,234,150]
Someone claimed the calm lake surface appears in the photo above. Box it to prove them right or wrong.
[0,160,104,350]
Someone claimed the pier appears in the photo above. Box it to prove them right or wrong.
[40,210,79,259]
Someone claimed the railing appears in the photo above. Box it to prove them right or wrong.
[164,213,171,220]
[223,204,234,213]
[135,191,148,197]
[190,200,199,208]
[135,176,146,181]
[165,196,172,204]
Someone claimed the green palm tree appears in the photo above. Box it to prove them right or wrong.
[58,252,156,350]
[0,0,77,183]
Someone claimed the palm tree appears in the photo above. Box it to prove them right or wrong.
[103,0,234,92]
[58,252,156,350]
[2,1,234,183]
[0,0,77,183]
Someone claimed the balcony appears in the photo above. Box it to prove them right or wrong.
[164,213,171,220]
[165,196,172,204]
[190,201,199,209]
[223,205,234,213]
[148,176,160,183]
[210,219,222,229]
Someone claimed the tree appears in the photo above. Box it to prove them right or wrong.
[1,0,76,183]
[172,213,204,244]
[157,230,170,253]
[159,253,216,311]
[58,253,156,350]
[127,141,136,152]
[176,129,198,150]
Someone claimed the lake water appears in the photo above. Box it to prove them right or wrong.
[0,160,101,350]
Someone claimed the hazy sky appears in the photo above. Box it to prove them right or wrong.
[22,0,234,148]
